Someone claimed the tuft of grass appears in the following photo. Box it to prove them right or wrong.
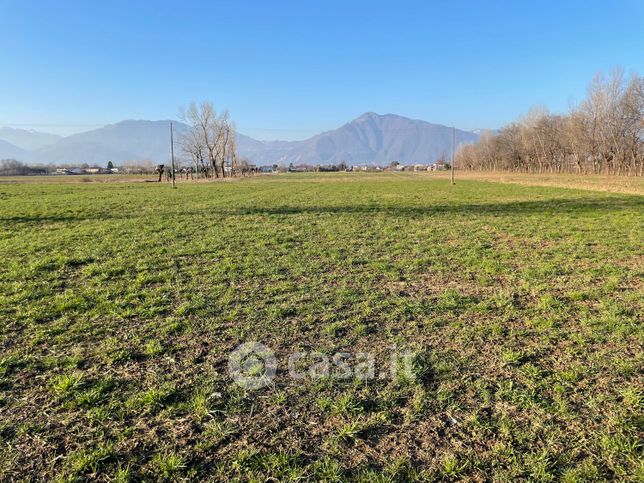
[202,420,237,444]
[311,457,345,481]
[51,372,84,398]
[151,450,186,480]
[330,393,364,417]
[501,348,526,367]
[65,443,115,477]
[440,454,468,479]
[335,419,363,443]
[128,383,176,413]
[111,464,131,483]
[190,388,211,420]
[144,339,164,357]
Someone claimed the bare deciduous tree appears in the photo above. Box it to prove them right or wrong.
[456,68,643,176]
[180,102,239,179]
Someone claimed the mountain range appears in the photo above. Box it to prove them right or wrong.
[0,113,486,166]
[0,127,62,151]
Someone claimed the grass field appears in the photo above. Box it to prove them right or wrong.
[1,173,642,481]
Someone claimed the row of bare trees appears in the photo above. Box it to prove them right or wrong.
[180,101,242,178]
[457,68,644,176]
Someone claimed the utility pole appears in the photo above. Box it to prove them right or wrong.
[451,126,455,185]
[170,121,176,189]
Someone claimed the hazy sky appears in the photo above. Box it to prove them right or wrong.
[1,0,642,140]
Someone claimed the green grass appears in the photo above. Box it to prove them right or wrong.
[0,172,642,480]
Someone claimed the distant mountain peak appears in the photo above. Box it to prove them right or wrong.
[355,111,380,120]
[269,112,480,165]
[353,112,403,122]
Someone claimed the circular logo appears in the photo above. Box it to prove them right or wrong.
[228,342,277,390]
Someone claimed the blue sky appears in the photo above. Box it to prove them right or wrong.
[1,0,642,140]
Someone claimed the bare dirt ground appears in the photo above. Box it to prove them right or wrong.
[432,171,644,195]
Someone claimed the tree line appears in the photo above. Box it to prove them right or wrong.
[0,159,48,176]
[456,68,644,176]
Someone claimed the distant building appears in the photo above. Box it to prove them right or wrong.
[79,167,113,174]
[288,164,309,172]
[431,160,447,171]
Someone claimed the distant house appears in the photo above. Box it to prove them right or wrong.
[55,168,73,175]
[413,163,427,172]
[288,164,309,172]
[83,167,112,174]
[258,165,273,173]
[431,160,447,171]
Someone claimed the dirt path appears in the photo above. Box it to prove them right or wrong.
[432,171,644,195]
